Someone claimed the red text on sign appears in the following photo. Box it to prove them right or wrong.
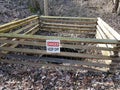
[47,42,60,47]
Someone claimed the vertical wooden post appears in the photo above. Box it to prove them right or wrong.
[44,0,49,16]
[38,16,41,30]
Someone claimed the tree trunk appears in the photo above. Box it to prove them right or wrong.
[44,0,48,16]
[112,0,119,13]
[112,0,116,4]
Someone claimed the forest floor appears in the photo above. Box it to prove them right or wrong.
[0,62,120,90]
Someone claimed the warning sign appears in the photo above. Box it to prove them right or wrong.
[46,40,60,53]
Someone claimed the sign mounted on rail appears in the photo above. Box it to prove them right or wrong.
[46,40,60,53]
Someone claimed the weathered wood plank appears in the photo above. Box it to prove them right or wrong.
[0,47,119,60]
[0,33,119,44]
[0,24,39,47]
[2,53,108,68]
[0,24,39,54]
[40,16,97,21]
[0,15,38,29]
[6,26,39,48]
[41,26,96,32]
[97,25,114,55]
[0,59,107,72]
[23,24,39,34]
[29,28,40,35]
[42,22,96,28]
[0,40,119,51]
[96,25,113,64]
[41,19,97,24]
[41,29,96,35]
[0,17,38,33]
[97,20,116,40]
[12,22,38,34]
[98,18,120,40]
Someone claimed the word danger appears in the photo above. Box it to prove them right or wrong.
[46,40,60,53]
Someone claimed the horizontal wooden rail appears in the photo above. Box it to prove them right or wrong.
[41,26,96,32]
[40,16,97,21]
[41,29,96,35]
[42,22,96,28]
[0,15,38,29]
[0,47,119,60]
[0,17,39,33]
[41,19,97,24]
[0,39,119,51]
[0,59,107,72]
[1,53,109,68]
[0,33,119,44]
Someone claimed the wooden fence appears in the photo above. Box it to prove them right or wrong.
[0,15,120,72]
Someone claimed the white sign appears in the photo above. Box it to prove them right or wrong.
[46,40,60,53]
